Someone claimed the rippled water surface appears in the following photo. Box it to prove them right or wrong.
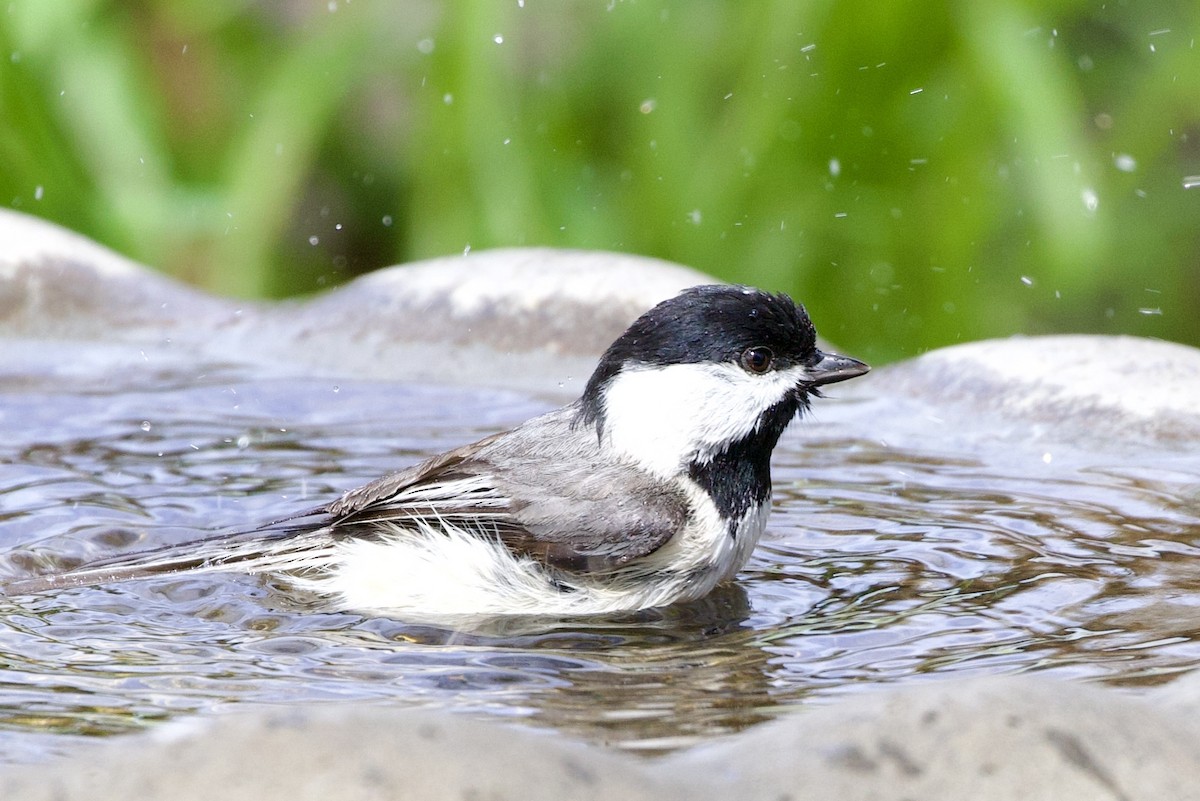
[1,347,1198,761]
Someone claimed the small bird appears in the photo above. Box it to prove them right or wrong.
[4,285,868,623]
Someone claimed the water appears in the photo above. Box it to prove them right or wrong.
[1,348,1198,761]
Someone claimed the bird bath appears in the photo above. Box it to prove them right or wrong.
[1,212,1198,789]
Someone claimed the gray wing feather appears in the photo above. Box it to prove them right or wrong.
[325,432,505,519]
[469,407,690,571]
[504,472,687,571]
[324,406,690,572]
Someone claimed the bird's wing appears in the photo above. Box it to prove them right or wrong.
[490,458,690,571]
[465,410,694,571]
[323,404,693,572]
[318,435,689,572]
[322,432,506,521]
[3,413,691,594]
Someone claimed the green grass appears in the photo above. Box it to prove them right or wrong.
[2,1,1198,364]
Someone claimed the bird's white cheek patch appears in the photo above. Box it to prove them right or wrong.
[600,362,806,477]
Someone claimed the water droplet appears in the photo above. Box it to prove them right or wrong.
[1081,188,1099,213]
[1113,153,1136,172]
[1138,307,1163,316]
[33,185,43,201]
[417,38,434,55]
[334,223,343,230]
[1042,452,1053,464]
[443,93,454,105]
[382,215,393,226]
[236,435,251,449]
[308,235,319,246]
[639,98,656,114]
[1020,276,1034,286]
[829,158,841,177]
[687,209,702,225]
[332,385,340,393]
[493,34,504,44]
[1183,176,1200,189]
[140,421,152,432]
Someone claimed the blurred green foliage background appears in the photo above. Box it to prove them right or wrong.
[1,1,1198,364]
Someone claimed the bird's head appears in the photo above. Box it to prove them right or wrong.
[577,284,868,478]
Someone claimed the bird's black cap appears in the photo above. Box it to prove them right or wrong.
[585,285,817,386]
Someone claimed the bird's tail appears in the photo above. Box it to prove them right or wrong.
[2,516,339,597]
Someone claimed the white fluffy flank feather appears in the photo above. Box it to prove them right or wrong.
[305,480,768,623]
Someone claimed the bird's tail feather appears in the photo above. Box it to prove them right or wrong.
[2,519,339,597]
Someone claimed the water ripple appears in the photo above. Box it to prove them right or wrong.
[1,349,1198,758]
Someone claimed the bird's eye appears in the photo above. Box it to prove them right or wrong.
[740,346,774,374]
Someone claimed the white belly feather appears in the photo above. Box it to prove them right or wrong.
[293,479,769,623]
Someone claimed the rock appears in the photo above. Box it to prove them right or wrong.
[283,247,711,356]
[4,676,1199,800]
[0,209,235,339]
[667,676,1200,801]
[0,706,664,801]
[0,208,713,390]
[246,247,713,387]
[862,335,1200,447]
[9,207,1197,422]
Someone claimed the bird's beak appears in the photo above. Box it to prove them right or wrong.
[806,350,870,387]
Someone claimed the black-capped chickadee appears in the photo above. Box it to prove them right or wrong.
[5,285,868,623]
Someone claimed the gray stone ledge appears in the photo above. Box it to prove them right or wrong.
[0,209,715,391]
[5,207,1200,438]
[862,335,1200,448]
[0,211,235,338]
[247,248,713,388]
[671,674,1200,801]
[3,674,1199,801]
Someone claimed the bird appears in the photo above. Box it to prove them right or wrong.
[3,284,868,624]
